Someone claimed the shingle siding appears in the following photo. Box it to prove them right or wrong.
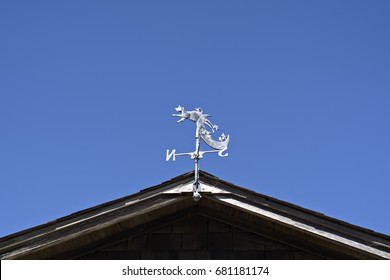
[77,215,324,260]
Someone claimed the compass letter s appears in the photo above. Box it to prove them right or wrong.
[166,149,176,161]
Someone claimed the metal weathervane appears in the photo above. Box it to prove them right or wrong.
[166,105,230,201]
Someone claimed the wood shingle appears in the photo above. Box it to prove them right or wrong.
[0,171,389,260]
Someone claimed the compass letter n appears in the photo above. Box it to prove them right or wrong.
[166,149,176,161]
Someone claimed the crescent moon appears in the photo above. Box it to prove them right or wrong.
[200,129,230,150]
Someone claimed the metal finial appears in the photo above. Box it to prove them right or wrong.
[166,106,230,201]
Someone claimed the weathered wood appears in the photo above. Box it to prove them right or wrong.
[148,233,182,251]
[208,219,230,232]
[172,215,208,233]
[182,233,207,250]
[1,171,389,260]
[208,232,232,250]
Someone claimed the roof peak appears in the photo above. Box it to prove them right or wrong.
[1,171,389,260]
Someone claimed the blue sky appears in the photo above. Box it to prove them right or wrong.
[1,1,389,237]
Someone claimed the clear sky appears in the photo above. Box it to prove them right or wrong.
[1,1,389,237]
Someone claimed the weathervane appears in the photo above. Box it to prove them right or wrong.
[166,105,230,201]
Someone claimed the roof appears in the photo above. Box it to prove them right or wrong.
[1,171,389,259]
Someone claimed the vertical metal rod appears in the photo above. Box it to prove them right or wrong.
[193,126,201,201]
[195,125,200,155]
[194,158,199,189]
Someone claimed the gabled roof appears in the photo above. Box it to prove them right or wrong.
[1,171,389,259]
